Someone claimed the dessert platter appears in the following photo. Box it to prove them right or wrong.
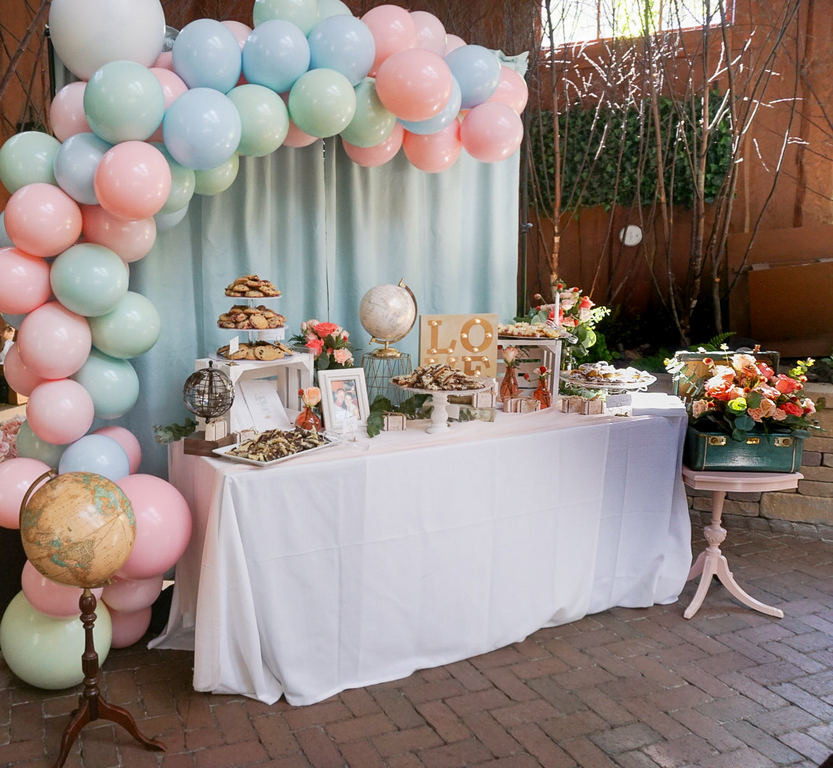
[214,341,294,361]
[213,426,334,467]
[216,274,288,362]
[560,361,656,390]
[498,321,563,339]
[392,363,492,434]
[224,274,281,298]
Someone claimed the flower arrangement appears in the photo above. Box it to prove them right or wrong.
[673,353,819,441]
[290,320,355,371]
[522,365,551,385]
[299,387,321,408]
[0,415,23,462]
[502,346,522,368]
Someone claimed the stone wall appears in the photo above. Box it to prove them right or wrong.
[687,382,833,540]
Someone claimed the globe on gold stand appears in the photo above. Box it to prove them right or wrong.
[19,470,166,768]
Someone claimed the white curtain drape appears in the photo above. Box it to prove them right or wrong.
[121,140,521,477]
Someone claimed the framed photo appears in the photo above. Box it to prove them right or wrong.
[317,368,370,430]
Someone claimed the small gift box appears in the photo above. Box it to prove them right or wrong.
[383,412,407,431]
[581,397,604,415]
[559,396,583,413]
[504,396,541,413]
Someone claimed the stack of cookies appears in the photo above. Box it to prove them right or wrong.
[216,341,294,361]
[224,275,281,298]
[217,305,286,330]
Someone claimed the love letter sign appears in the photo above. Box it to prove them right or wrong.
[418,314,498,378]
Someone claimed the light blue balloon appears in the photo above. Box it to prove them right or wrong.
[340,78,395,148]
[242,20,310,94]
[15,420,68,468]
[88,292,161,359]
[319,0,351,19]
[50,243,128,318]
[444,45,501,110]
[0,131,61,194]
[70,348,140,420]
[154,204,190,231]
[150,143,196,214]
[253,0,320,35]
[58,434,130,481]
[400,77,462,135]
[0,211,12,247]
[162,88,242,171]
[172,19,242,94]
[289,68,356,138]
[53,133,112,205]
[308,15,375,86]
[228,85,289,156]
[194,154,240,196]
[83,61,166,144]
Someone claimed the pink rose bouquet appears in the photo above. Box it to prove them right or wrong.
[291,319,355,371]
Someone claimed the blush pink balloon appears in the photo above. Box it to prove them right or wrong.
[362,4,418,75]
[148,68,189,142]
[444,34,466,55]
[2,343,50,396]
[461,102,524,163]
[49,81,93,142]
[101,574,162,613]
[0,247,53,315]
[26,379,95,445]
[94,141,172,221]
[81,205,157,263]
[221,20,253,50]
[0,457,50,528]
[284,120,319,148]
[403,121,462,173]
[375,49,453,123]
[116,475,192,580]
[92,426,142,474]
[4,183,82,258]
[342,123,404,167]
[488,67,529,115]
[153,51,174,71]
[108,605,153,648]
[21,561,103,618]
[411,11,446,56]
[17,302,91,379]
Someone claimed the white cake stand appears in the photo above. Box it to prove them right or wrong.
[392,383,492,434]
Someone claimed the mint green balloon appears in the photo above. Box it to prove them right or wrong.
[0,591,112,690]
[228,84,290,157]
[289,68,357,138]
[340,78,396,148]
[88,291,161,359]
[50,243,129,317]
[194,153,240,196]
[0,131,61,194]
[15,420,68,468]
[253,0,320,35]
[71,348,140,420]
[152,143,196,214]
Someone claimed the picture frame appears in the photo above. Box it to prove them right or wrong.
[317,367,371,430]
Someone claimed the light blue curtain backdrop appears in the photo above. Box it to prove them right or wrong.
[118,139,520,477]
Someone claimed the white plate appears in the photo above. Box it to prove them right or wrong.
[390,381,493,395]
[212,434,336,467]
[210,349,294,364]
[559,373,656,391]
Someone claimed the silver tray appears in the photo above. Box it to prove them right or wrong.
[559,373,656,391]
[212,435,337,467]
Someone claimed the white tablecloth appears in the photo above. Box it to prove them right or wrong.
[151,393,691,705]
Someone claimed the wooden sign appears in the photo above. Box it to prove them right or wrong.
[418,314,498,378]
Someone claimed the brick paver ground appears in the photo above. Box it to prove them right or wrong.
[2,529,832,768]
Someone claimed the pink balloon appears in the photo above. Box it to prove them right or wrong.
[17,302,91,379]
[49,82,93,142]
[116,475,192,580]
[153,51,175,71]
[92,426,142,474]
[461,102,524,163]
[81,205,157,263]
[342,123,404,167]
[4,183,83,258]
[21,560,103,618]
[109,605,153,648]
[362,4,418,75]
[411,11,446,56]
[488,67,529,114]
[0,457,50,529]
[221,20,253,50]
[147,69,189,142]
[403,121,462,173]
[26,379,95,445]
[101,574,162,613]
[2,343,50,396]
[444,34,466,55]
[0,247,53,315]
[375,49,453,123]
[284,120,319,148]
[94,141,172,221]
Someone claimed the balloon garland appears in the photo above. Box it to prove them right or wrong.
[0,0,528,687]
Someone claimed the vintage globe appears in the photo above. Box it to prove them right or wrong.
[20,471,135,588]
[183,362,234,420]
[359,280,417,357]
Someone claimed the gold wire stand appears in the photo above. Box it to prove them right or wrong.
[362,353,413,408]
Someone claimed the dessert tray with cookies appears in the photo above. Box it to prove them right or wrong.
[213,426,335,467]
[224,274,281,298]
[391,363,490,392]
[560,361,656,390]
[215,340,295,361]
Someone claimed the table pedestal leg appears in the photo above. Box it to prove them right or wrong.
[427,392,450,434]
[684,490,784,620]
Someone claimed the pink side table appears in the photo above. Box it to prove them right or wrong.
[681,466,803,620]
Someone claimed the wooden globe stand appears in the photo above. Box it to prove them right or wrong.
[53,589,165,768]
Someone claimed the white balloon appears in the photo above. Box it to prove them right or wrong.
[48,0,166,80]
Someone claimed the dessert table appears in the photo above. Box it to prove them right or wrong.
[151,393,692,705]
